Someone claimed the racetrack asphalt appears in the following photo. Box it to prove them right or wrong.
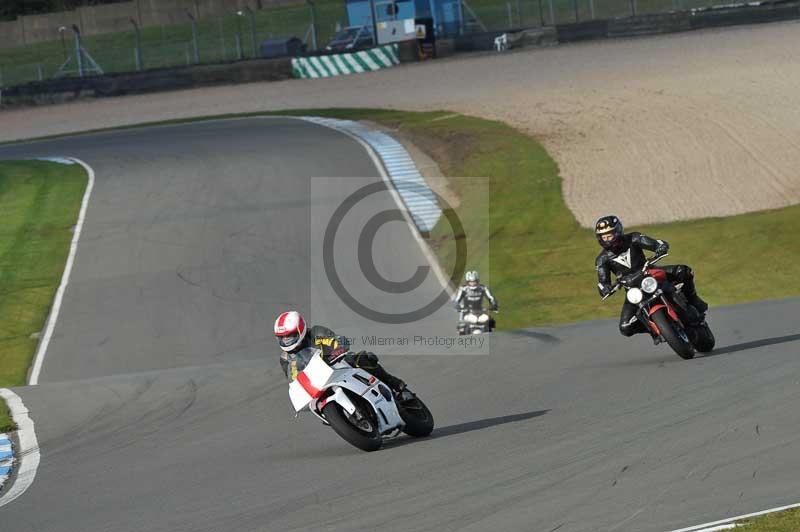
[1,118,799,532]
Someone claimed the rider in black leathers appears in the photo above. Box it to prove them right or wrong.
[594,215,708,337]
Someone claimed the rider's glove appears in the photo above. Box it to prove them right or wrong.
[491,305,498,311]
[655,242,669,256]
[598,284,613,298]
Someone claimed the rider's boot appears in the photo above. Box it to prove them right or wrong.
[370,366,408,397]
[689,294,708,315]
[395,385,416,403]
[680,276,708,317]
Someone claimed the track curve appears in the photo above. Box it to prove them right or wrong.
[1,119,799,532]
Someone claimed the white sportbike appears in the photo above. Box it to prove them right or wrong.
[458,308,497,335]
[287,347,434,451]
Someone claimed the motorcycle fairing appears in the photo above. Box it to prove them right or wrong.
[290,351,405,434]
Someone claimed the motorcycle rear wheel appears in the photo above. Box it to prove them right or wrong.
[692,322,716,353]
[398,397,435,438]
[652,308,695,360]
[323,402,382,452]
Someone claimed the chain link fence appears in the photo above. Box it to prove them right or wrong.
[465,0,737,29]
[0,0,755,88]
[0,3,345,87]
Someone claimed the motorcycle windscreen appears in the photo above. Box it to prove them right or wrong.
[288,348,335,412]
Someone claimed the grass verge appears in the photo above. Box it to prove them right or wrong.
[738,507,800,531]
[0,160,88,433]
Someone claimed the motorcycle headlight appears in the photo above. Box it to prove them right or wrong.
[627,287,643,304]
[641,276,658,294]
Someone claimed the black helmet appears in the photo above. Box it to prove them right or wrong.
[595,215,624,250]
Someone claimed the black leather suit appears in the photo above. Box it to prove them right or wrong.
[595,233,702,336]
[279,325,405,391]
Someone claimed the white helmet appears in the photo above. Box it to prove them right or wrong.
[465,270,479,283]
[274,311,307,352]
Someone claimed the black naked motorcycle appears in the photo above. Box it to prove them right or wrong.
[603,254,715,359]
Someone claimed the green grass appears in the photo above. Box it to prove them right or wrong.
[0,400,12,435]
[0,0,740,87]
[738,507,800,531]
[0,160,88,433]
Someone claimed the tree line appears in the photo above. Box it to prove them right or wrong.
[1,0,127,21]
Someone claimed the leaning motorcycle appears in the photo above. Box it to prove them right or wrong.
[458,308,497,335]
[603,254,715,359]
[287,347,434,451]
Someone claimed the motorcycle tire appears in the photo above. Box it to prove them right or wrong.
[398,396,435,438]
[651,308,695,360]
[322,402,382,452]
[692,322,716,353]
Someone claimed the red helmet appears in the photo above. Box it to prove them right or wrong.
[274,311,307,352]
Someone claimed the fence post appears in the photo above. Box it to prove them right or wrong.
[235,11,245,59]
[130,18,143,71]
[37,64,43,81]
[507,2,514,27]
[630,0,636,16]
[218,17,225,61]
[589,0,595,18]
[73,26,84,77]
[573,0,579,22]
[307,0,319,51]
[187,11,200,64]
[548,0,556,25]
[245,7,257,58]
[59,26,68,62]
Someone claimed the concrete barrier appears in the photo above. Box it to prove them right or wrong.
[455,31,506,51]
[0,57,291,107]
[555,20,609,42]
[608,12,691,37]
[689,1,800,28]
[504,27,558,48]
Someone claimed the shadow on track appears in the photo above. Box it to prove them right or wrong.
[702,333,800,358]
[386,409,550,448]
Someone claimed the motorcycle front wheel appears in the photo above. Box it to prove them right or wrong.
[651,308,695,360]
[323,402,382,452]
[398,396,435,438]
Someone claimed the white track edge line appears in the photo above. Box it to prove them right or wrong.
[0,389,40,508]
[668,501,800,532]
[28,157,95,385]
[294,117,455,297]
